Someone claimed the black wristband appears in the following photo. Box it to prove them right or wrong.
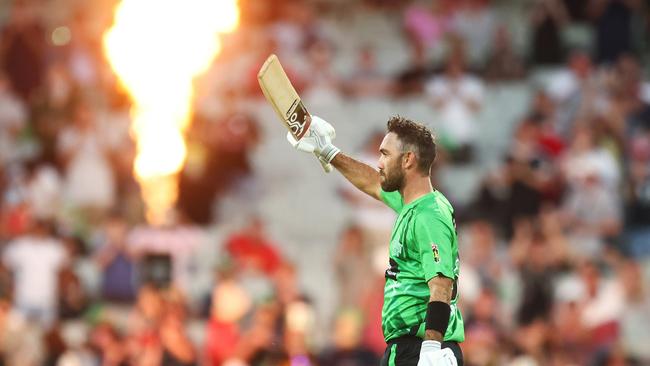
[425,301,451,334]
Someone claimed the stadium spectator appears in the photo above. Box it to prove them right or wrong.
[484,25,526,82]
[42,325,67,365]
[403,0,455,64]
[333,224,372,307]
[624,126,650,256]
[2,219,67,327]
[303,37,342,106]
[0,297,44,365]
[425,43,484,163]
[0,72,29,167]
[224,216,283,276]
[562,162,622,258]
[343,46,392,97]
[318,309,379,366]
[57,101,116,215]
[546,51,603,136]
[125,284,165,365]
[159,290,197,366]
[283,300,318,364]
[563,0,590,21]
[272,261,301,307]
[618,258,650,363]
[577,260,625,352]
[57,236,90,319]
[459,220,508,301]
[95,215,137,302]
[551,290,590,364]
[511,222,555,326]
[88,322,127,365]
[0,198,31,241]
[530,0,569,65]
[474,127,548,237]
[452,0,497,66]
[0,0,47,102]
[590,0,637,64]
[271,0,320,62]
[462,288,502,365]
[561,123,621,191]
[24,164,62,221]
[204,268,251,366]
[232,302,284,365]
[359,274,386,356]
[65,11,102,90]
[31,63,77,167]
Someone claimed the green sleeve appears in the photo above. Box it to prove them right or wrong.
[412,210,455,282]
[379,189,403,213]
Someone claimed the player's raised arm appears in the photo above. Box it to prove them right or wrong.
[330,153,381,200]
[286,116,381,200]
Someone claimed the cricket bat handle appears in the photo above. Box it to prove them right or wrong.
[321,161,333,173]
[317,155,333,173]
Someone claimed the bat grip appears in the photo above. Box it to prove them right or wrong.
[320,160,333,173]
[316,153,333,173]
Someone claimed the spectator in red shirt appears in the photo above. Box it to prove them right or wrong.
[225,216,282,276]
[204,269,251,366]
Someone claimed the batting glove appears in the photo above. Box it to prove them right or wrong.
[286,115,340,172]
[417,341,458,366]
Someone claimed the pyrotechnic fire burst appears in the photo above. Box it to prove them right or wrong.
[104,0,238,224]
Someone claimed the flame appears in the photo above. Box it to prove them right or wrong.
[104,0,238,224]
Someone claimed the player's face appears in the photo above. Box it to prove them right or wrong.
[378,133,405,192]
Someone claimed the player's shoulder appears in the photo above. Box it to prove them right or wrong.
[412,191,453,221]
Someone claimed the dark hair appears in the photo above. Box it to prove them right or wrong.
[386,116,436,175]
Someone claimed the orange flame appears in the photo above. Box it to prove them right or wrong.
[104,0,238,224]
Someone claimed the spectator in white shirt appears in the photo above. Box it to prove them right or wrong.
[2,219,67,327]
[57,102,115,214]
[425,45,484,163]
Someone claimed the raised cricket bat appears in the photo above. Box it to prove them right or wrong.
[257,54,332,172]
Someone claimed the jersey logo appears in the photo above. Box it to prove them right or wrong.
[431,243,440,262]
[390,240,404,257]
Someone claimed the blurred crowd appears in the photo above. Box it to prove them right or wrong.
[0,0,649,365]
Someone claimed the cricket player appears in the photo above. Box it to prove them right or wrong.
[287,116,464,366]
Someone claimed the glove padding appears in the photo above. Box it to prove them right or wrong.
[417,341,458,366]
[286,115,340,172]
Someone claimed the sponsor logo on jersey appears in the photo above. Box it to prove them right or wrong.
[431,243,440,262]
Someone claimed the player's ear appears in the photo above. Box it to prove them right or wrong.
[402,151,416,170]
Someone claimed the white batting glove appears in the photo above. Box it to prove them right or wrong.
[417,341,458,366]
[286,115,340,172]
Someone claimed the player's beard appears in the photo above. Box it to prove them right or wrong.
[380,161,405,192]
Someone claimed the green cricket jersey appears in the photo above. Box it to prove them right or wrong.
[380,189,464,343]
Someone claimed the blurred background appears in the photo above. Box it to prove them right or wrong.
[0,0,649,365]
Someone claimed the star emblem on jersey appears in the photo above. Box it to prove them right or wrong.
[431,243,440,262]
